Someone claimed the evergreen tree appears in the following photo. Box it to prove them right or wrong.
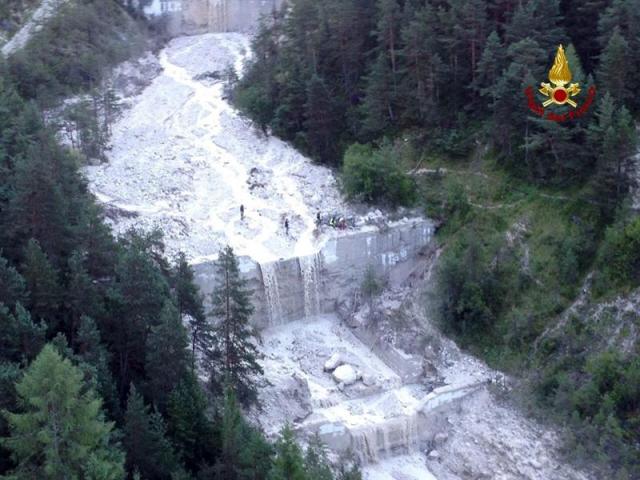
[588,93,637,212]
[451,0,489,85]
[6,130,83,264]
[208,246,263,407]
[144,301,189,411]
[220,388,244,480]
[268,425,307,480]
[123,384,182,480]
[568,0,612,72]
[173,252,209,370]
[303,74,342,164]
[0,254,27,308]
[505,0,565,52]
[303,435,332,480]
[0,303,46,364]
[2,344,125,479]
[73,316,120,420]
[20,238,61,326]
[0,361,20,474]
[598,27,632,105]
[167,372,216,474]
[359,0,403,137]
[474,30,505,115]
[398,4,444,126]
[66,250,104,339]
[105,236,170,398]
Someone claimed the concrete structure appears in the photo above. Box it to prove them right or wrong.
[144,0,283,35]
[193,218,435,329]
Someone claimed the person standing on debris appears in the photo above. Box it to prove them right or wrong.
[284,218,289,236]
[240,204,245,221]
[316,211,321,226]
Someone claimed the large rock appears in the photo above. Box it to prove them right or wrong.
[332,364,359,386]
[324,353,344,372]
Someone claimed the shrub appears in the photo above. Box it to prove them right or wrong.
[341,142,416,207]
[594,216,640,295]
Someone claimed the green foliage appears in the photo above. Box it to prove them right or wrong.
[341,142,415,207]
[2,344,125,479]
[303,436,333,480]
[123,384,182,480]
[0,303,46,365]
[144,301,189,411]
[166,372,217,474]
[172,252,209,370]
[437,231,511,339]
[208,246,263,407]
[534,346,640,477]
[268,426,307,480]
[593,217,640,295]
[7,0,148,103]
[219,388,272,480]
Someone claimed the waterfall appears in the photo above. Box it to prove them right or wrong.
[260,262,283,326]
[351,415,423,465]
[299,253,322,318]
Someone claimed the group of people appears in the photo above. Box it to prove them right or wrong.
[239,205,348,237]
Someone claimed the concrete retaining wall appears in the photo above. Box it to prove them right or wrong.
[193,219,435,329]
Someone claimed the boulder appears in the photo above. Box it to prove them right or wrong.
[324,353,344,372]
[427,449,441,461]
[332,364,358,386]
[279,374,313,422]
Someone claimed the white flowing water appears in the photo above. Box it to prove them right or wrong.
[299,252,322,318]
[260,262,283,326]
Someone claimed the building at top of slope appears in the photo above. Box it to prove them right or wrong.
[143,0,284,35]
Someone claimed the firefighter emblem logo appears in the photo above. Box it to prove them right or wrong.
[524,44,596,122]
[539,45,580,107]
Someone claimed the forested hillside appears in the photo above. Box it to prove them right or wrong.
[0,1,362,479]
[236,0,640,477]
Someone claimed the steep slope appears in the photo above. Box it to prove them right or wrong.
[86,33,349,264]
[1,0,67,56]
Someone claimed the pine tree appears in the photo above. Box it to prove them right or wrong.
[268,425,307,480]
[398,4,444,126]
[505,0,565,52]
[66,250,103,339]
[360,0,403,137]
[303,74,342,164]
[20,238,60,326]
[208,246,263,407]
[451,0,488,85]
[0,253,27,308]
[6,131,81,264]
[144,301,189,411]
[73,316,120,419]
[167,372,216,474]
[303,435,333,480]
[0,302,46,364]
[173,252,209,370]
[598,27,632,105]
[473,30,504,108]
[106,237,170,398]
[588,93,637,212]
[123,384,182,480]
[221,387,244,480]
[360,52,399,137]
[567,0,612,72]
[2,344,125,479]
